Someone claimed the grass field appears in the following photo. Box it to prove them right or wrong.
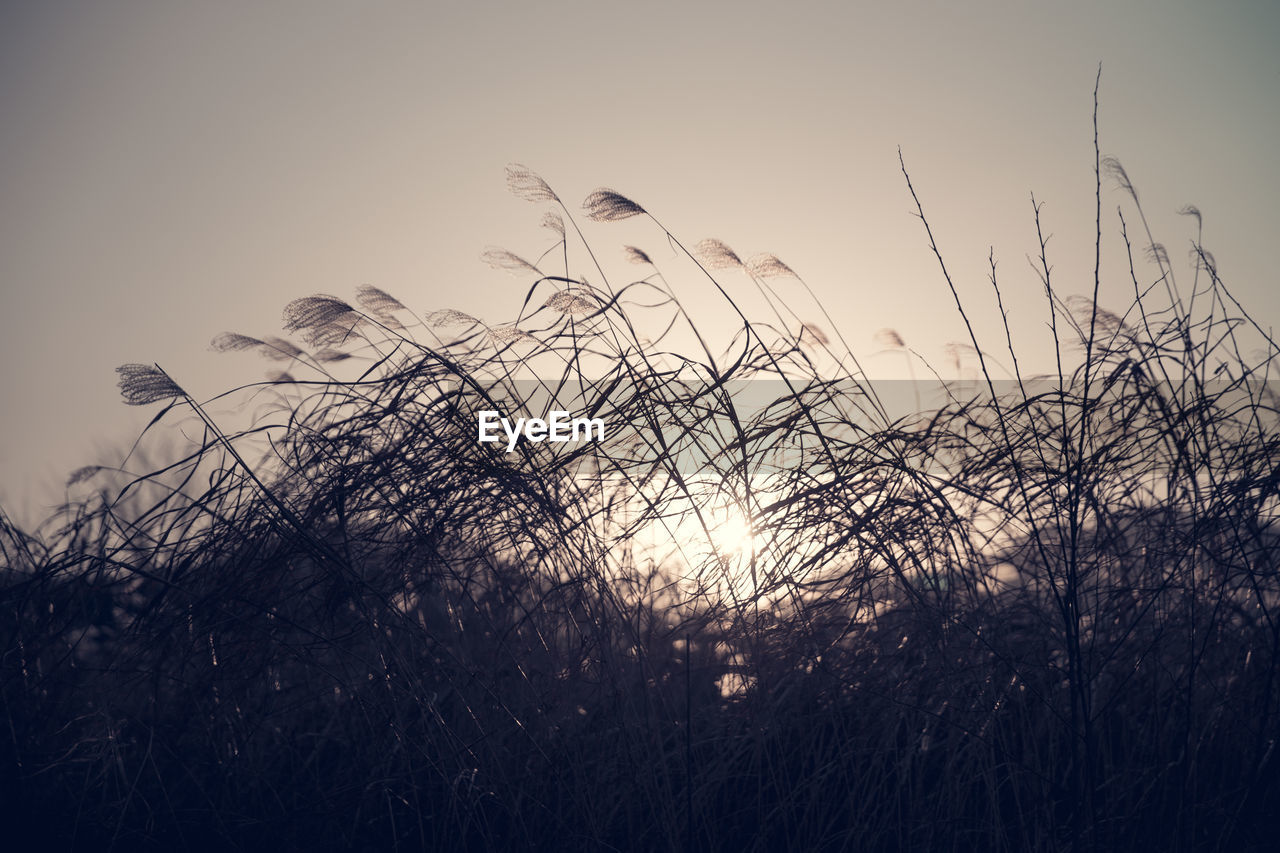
[3,99,1279,851]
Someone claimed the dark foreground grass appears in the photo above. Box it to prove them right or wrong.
[4,102,1280,850]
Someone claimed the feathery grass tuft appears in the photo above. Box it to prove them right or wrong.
[583,187,646,221]
[115,362,185,405]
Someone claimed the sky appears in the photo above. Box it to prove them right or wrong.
[2,0,1277,525]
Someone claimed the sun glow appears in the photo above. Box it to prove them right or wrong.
[710,512,756,559]
[703,503,766,602]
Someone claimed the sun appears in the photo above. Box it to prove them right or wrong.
[710,510,756,560]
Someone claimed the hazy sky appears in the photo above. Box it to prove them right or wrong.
[2,1,1277,522]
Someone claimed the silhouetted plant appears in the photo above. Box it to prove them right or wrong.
[3,84,1278,852]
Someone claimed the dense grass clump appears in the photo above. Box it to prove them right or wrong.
[4,112,1280,849]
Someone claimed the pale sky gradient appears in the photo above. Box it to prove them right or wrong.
[2,1,1278,523]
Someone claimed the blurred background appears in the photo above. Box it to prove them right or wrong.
[2,0,1277,524]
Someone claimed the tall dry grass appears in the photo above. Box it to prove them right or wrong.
[3,87,1279,851]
